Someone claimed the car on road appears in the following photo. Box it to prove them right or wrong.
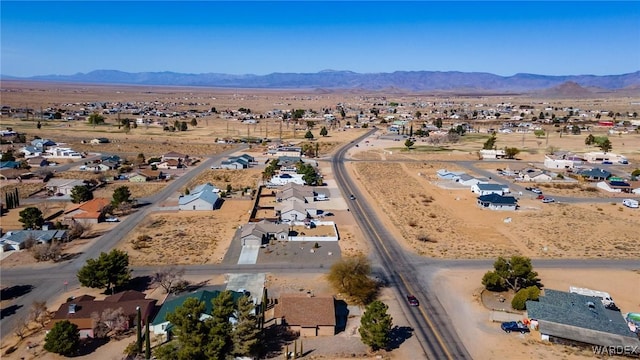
[602,161,613,165]
[536,194,545,200]
[105,217,120,222]
[407,295,419,306]
[526,187,543,194]
[541,197,555,203]
[349,194,356,200]
[501,321,530,334]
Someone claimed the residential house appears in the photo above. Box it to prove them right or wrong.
[276,201,317,222]
[90,137,110,144]
[220,157,250,170]
[156,159,181,170]
[19,146,43,158]
[596,180,638,193]
[544,155,577,170]
[479,149,506,159]
[239,220,289,246]
[178,183,220,211]
[151,290,245,336]
[31,139,56,148]
[44,147,83,159]
[47,291,156,339]
[0,168,31,180]
[456,174,487,187]
[577,168,611,181]
[276,183,315,203]
[269,173,305,186]
[477,194,518,211]
[45,179,87,196]
[274,294,337,337]
[64,198,110,224]
[277,156,302,169]
[0,229,68,252]
[526,289,640,351]
[471,183,509,196]
[161,151,188,163]
[436,169,465,180]
[583,152,623,164]
[101,155,122,163]
[129,169,162,182]
[519,170,553,183]
[273,147,302,158]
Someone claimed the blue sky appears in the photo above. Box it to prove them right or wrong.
[1,1,639,77]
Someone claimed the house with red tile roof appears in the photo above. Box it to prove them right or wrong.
[274,294,336,336]
[64,198,110,224]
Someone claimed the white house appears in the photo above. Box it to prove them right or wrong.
[479,149,506,159]
[519,170,553,183]
[436,169,465,180]
[471,183,508,196]
[178,183,220,210]
[276,183,315,203]
[276,201,317,222]
[269,173,305,186]
[583,152,622,164]
[544,155,575,170]
[456,174,487,187]
[45,179,86,195]
[44,147,83,159]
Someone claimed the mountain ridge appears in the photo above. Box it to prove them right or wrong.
[2,69,639,93]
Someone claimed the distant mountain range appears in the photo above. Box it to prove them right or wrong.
[3,69,640,94]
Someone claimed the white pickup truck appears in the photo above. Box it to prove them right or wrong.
[622,199,639,208]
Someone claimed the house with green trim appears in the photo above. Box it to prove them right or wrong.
[151,289,246,337]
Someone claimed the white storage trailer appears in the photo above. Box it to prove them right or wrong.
[569,286,615,307]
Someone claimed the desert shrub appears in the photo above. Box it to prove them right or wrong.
[511,286,541,310]
[417,234,437,243]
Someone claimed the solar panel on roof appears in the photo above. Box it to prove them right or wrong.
[609,181,630,187]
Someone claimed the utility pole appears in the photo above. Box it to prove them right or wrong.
[279,120,283,142]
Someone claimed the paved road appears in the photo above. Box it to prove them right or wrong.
[332,130,471,359]
[0,146,243,339]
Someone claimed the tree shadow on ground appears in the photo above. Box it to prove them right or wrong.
[260,325,298,358]
[182,279,210,293]
[335,299,349,333]
[74,337,110,357]
[0,304,24,320]
[0,284,34,301]
[387,326,413,350]
[124,275,153,292]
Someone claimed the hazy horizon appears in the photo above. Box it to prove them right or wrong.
[2,1,639,78]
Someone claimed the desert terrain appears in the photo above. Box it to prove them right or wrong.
[1,81,639,360]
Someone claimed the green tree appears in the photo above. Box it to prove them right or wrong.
[304,130,314,140]
[434,118,443,128]
[1,149,16,161]
[166,297,209,360]
[232,295,260,357]
[504,147,520,159]
[190,118,198,127]
[414,110,422,119]
[599,139,613,153]
[571,125,581,135]
[155,342,179,360]
[77,249,131,293]
[455,124,466,136]
[297,162,321,186]
[359,301,393,351]
[319,126,328,137]
[112,186,132,207]
[482,256,539,292]
[88,113,105,125]
[511,286,541,311]
[533,129,545,138]
[631,169,640,179]
[483,134,497,150]
[44,320,80,356]
[585,134,595,145]
[404,139,414,149]
[70,185,93,204]
[19,207,44,229]
[180,121,188,131]
[327,255,378,305]
[206,290,235,360]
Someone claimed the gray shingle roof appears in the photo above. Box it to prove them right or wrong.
[526,289,634,338]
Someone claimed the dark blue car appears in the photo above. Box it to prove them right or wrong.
[501,321,530,334]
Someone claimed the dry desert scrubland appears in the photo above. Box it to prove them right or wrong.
[2,82,640,360]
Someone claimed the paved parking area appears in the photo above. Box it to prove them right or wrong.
[238,245,260,264]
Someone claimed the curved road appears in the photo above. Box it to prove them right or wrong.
[332,131,471,359]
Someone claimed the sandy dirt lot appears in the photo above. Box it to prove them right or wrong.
[116,199,253,265]
[433,268,640,360]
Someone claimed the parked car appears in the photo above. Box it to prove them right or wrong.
[407,295,419,307]
[501,321,530,334]
[602,161,613,165]
[542,197,555,203]
[105,217,120,222]
[530,188,543,194]
[536,194,545,200]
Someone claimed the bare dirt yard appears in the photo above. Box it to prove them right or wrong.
[434,267,640,360]
[350,160,640,259]
[116,199,253,265]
